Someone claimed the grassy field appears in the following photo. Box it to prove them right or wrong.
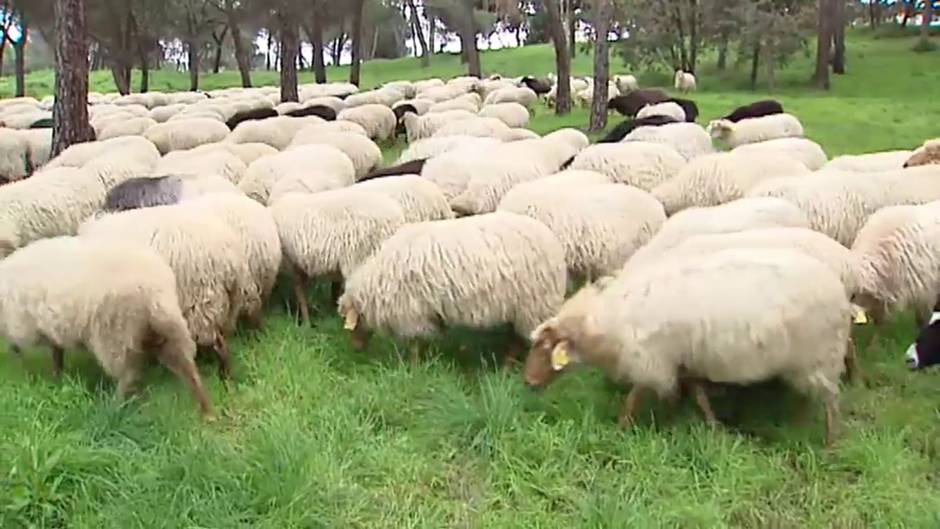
[1,32,940,528]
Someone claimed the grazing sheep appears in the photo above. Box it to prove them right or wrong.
[79,204,252,378]
[524,247,849,445]
[904,139,940,168]
[302,96,348,114]
[483,86,538,108]
[722,99,784,122]
[271,188,406,326]
[97,117,157,140]
[428,97,480,114]
[186,141,278,166]
[149,104,187,123]
[607,89,671,117]
[498,179,666,282]
[612,74,639,93]
[569,142,687,191]
[674,70,697,92]
[599,115,679,143]
[824,151,913,173]
[46,135,160,170]
[904,311,940,371]
[292,121,370,145]
[103,173,241,212]
[338,212,567,362]
[478,102,530,128]
[360,159,428,182]
[145,118,232,154]
[156,149,249,184]
[433,116,514,140]
[732,137,828,171]
[225,108,279,130]
[636,102,687,122]
[288,132,381,180]
[519,76,552,96]
[397,135,503,164]
[352,175,454,223]
[623,122,714,160]
[337,104,397,142]
[401,110,477,143]
[651,151,811,215]
[0,236,213,415]
[707,113,804,148]
[239,144,355,204]
[226,115,323,149]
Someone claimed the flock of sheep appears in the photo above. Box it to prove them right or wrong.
[0,70,939,446]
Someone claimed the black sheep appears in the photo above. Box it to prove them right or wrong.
[598,115,679,143]
[104,175,184,212]
[358,158,427,182]
[722,100,784,123]
[29,117,54,129]
[392,104,418,137]
[225,107,278,130]
[607,88,671,117]
[285,105,337,121]
[665,97,699,122]
[520,76,552,96]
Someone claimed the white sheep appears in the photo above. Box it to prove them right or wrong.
[144,118,231,154]
[397,135,503,164]
[636,102,687,122]
[478,102,530,129]
[432,116,514,140]
[337,104,397,142]
[823,150,914,173]
[731,137,828,171]
[401,110,477,143]
[226,115,323,149]
[239,144,355,204]
[0,236,214,414]
[613,74,639,93]
[351,175,454,223]
[46,135,160,170]
[674,70,697,93]
[156,149,249,185]
[525,247,849,445]
[428,94,481,113]
[0,128,34,182]
[338,212,567,363]
[393,99,434,116]
[483,87,538,108]
[623,123,714,161]
[569,142,687,192]
[707,113,804,148]
[288,132,381,180]
[185,141,279,166]
[98,117,158,141]
[651,151,811,215]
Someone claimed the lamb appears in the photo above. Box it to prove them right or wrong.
[497,179,665,282]
[569,142,687,192]
[674,70,697,92]
[270,188,406,326]
[478,102,530,128]
[0,236,213,415]
[352,175,454,223]
[103,173,242,212]
[397,135,503,164]
[722,99,784,122]
[97,117,157,140]
[144,118,231,154]
[824,151,912,173]
[338,212,567,363]
[337,104,397,142]
[400,109,477,143]
[524,247,850,445]
[636,102,687,122]
[239,144,355,204]
[731,137,828,171]
[598,115,679,143]
[707,113,804,148]
[623,122,714,160]
[288,132,382,179]
[904,139,940,168]
[79,204,253,378]
[651,151,811,215]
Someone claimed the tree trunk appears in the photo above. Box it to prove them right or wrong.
[110,65,131,95]
[139,47,150,93]
[52,0,95,157]
[266,30,273,70]
[187,38,200,91]
[13,15,26,97]
[458,0,481,77]
[428,12,437,56]
[589,0,610,131]
[331,33,344,65]
[832,0,845,74]
[765,38,776,92]
[228,17,253,87]
[308,19,326,82]
[212,26,228,74]
[297,43,305,70]
[350,0,365,86]
[813,0,833,89]
[716,33,728,70]
[0,39,6,77]
[407,0,430,67]
[689,0,699,73]
[279,20,299,102]
[567,0,576,58]
[749,41,761,90]
[544,0,571,114]
[920,0,934,47]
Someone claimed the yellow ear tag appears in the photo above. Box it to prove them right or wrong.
[343,310,359,330]
[852,306,869,325]
[550,342,570,371]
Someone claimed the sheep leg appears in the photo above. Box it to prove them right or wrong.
[844,337,862,386]
[212,333,233,380]
[329,279,343,308]
[501,336,525,372]
[155,344,215,417]
[51,346,65,379]
[409,341,426,366]
[116,370,142,400]
[618,386,645,428]
[293,267,311,327]
[690,380,719,426]
[823,395,841,448]
[349,326,372,351]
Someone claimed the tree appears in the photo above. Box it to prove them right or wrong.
[406,0,431,67]
[12,9,25,96]
[208,0,254,87]
[543,0,571,114]
[52,0,94,156]
[813,0,833,89]
[589,0,610,131]
[917,0,935,51]
[350,0,365,86]
[276,11,299,101]
[304,6,327,83]
[831,0,845,74]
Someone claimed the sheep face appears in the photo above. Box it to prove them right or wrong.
[903,141,940,168]
[338,298,371,350]
[706,119,732,140]
[906,311,940,370]
[523,322,573,388]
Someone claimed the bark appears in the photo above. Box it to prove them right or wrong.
[266,30,273,70]
[52,0,95,157]
[331,33,345,65]
[309,15,326,82]
[921,0,934,47]
[350,0,366,86]
[832,0,845,74]
[765,38,776,92]
[749,40,761,90]
[428,12,437,55]
[567,0,576,58]
[406,0,429,67]
[187,38,200,91]
[689,0,699,73]
[229,18,252,87]
[279,20,299,102]
[139,47,149,93]
[716,34,728,70]
[110,65,130,95]
[0,38,5,77]
[212,26,229,74]
[13,19,25,97]
[813,0,833,89]
[457,0,481,77]
[589,0,610,132]
[544,0,571,114]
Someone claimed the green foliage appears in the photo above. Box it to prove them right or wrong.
[2,31,940,528]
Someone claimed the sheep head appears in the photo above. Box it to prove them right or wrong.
[903,139,940,168]
[706,119,733,140]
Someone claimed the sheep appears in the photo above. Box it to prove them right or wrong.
[636,102,687,122]
[103,173,241,212]
[266,170,356,205]
[607,89,671,117]
[225,108,279,130]
[0,128,34,181]
[498,179,666,282]
[569,142,687,192]
[432,116,514,140]
[651,151,811,215]
[301,96,348,114]
[288,132,381,180]
[599,115,679,143]
[731,137,828,171]
[185,141,278,166]
[270,188,406,326]
[344,87,406,108]
[824,151,913,173]
[665,97,699,122]
[707,113,804,149]
[397,135,503,164]
[337,104,397,142]
[428,97,480,114]
[97,117,157,140]
[0,236,213,415]
[524,247,849,445]
[623,122,714,161]
[400,110,477,143]
[625,197,811,268]
[519,76,552,96]
[149,104,187,123]
[79,204,252,378]
[483,86,538,108]
[285,105,337,121]
[144,118,232,154]
[338,212,567,363]
[46,135,160,170]
[239,144,356,204]
[360,159,428,182]
[904,139,940,168]
[226,115,323,149]
[156,149,249,184]
[0,167,108,258]
[352,175,454,223]
[612,74,639,93]
[392,100,433,122]
[674,70,697,92]
[478,102,530,128]
[722,99,784,122]
[292,121,370,145]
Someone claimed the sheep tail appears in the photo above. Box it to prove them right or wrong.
[150,296,215,417]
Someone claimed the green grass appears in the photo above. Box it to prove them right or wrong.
[2,32,940,528]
